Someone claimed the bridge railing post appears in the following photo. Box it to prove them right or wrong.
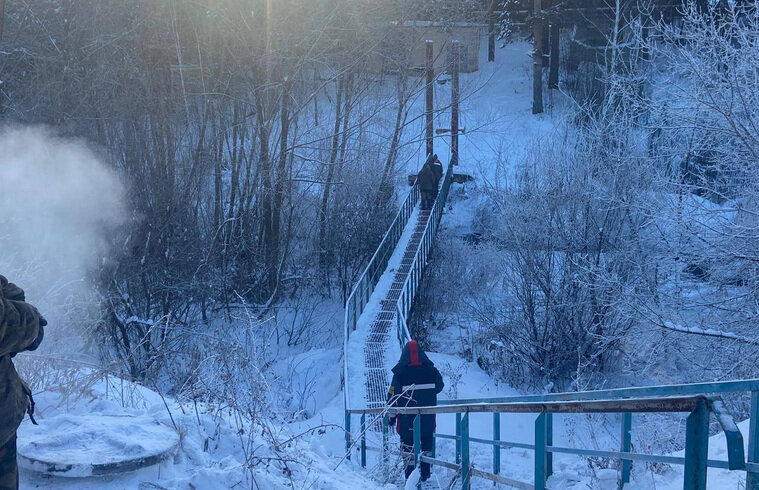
[620,412,632,487]
[360,414,367,468]
[493,412,501,476]
[748,391,759,489]
[456,412,462,464]
[345,411,351,461]
[546,412,553,477]
[683,399,709,490]
[382,414,389,464]
[461,412,470,490]
[535,412,547,490]
[414,414,422,471]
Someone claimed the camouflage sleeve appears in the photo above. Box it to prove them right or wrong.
[0,276,41,357]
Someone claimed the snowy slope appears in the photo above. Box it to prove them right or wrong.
[17,373,386,490]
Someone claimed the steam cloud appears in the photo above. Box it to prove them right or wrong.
[0,126,125,356]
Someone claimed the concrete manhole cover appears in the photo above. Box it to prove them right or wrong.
[18,414,179,477]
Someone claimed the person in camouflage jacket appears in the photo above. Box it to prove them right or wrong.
[0,275,45,490]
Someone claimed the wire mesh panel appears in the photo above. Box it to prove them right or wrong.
[360,208,435,418]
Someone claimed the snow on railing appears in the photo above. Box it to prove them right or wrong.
[343,158,455,452]
[393,159,455,347]
[347,379,759,490]
[343,180,420,416]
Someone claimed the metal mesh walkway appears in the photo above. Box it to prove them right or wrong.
[363,209,432,409]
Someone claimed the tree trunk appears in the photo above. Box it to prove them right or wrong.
[378,70,409,202]
[533,0,544,114]
[268,77,290,298]
[487,0,496,62]
[256,88,274,300]
[318,72,345,278]
[0,0,7,43]
[549,21,559,89]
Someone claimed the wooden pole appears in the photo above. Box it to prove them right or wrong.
[549,20,560,89]
[488,0,496,62]
[0,0,6,43]
[425,40,434,157]
[532,0,544,114]
[451,41,460,165]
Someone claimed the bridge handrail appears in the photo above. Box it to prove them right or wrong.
[344,183,420,337]
[346,383,759,490]
[343,181,420,410]
[394,159,455,345]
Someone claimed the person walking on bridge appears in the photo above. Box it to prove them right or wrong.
[0,275,45,490]
[417,157,437,211]
[387,340,444,482]
[428,154,443,204]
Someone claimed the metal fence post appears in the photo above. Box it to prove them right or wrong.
[461,412,470,490]
[360,414,367,468]
[683,399,709,490]
[620,412,632,487]
[493,412,501,475]
[345,411,351,461]
[456,412,462,464]
[535,412,547,490]
[748,391,759,490]
[382,414,389,464]
[414,415,422,470]
[546,413,553,477]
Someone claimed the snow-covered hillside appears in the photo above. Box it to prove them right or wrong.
[14,20,758,490]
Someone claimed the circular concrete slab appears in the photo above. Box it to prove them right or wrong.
[18,414,179,477]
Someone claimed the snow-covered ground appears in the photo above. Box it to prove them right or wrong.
[18,353,750,489]
[15,37,753,490]
[18,372,386,490]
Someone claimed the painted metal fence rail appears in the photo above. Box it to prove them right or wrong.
[346,379,759,490]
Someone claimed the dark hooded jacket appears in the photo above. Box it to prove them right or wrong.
[425,154,443,185]
[387,341,444,436]
[416,162,437,192]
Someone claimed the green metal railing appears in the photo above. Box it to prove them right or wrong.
[346,379,759,490]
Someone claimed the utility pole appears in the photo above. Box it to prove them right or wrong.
[548,19,560,89]
[451,41,460,165]
[0,0,6,43]
[487,0,496,62]
[426,40,434,157]
[532,0,544,114]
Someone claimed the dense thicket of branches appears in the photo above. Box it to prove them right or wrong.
[419,1,759,392]
[0,0,429,381]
